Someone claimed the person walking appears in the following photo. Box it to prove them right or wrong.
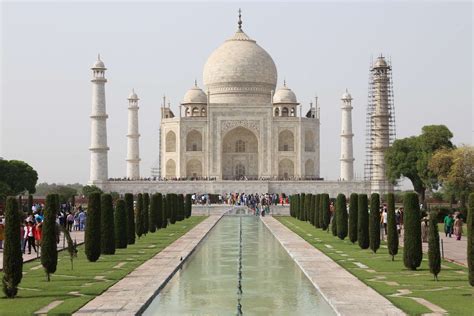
[444,214,454,238]
[453,215,463,241]
[421,217,429,243]
[23,221,37,254]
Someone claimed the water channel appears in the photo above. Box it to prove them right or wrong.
[143,214,335,315]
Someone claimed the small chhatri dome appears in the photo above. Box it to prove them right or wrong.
[273,81,298,104]
[182,81,207,104]
[341,88,352,100]
[374,55,388,68]
[92,54,106,69]
[128,89,139,100]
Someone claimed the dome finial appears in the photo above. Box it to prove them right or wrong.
[194,79,197,87]
[283,79,286,87]
[98,53,101,61]
[238,8,242,31]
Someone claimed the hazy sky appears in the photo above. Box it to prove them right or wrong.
[1,1,472,185]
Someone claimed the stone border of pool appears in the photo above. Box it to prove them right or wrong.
[261,216,405,316]
[73,213,225,316]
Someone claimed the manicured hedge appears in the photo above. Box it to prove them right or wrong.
[115,199,128,248]
[428,210,441,280]
[348,193,358,244]
[336,193,348,240]
[314,194,321,228]
[135,193,144,238]
[100,193,115,255]
[149,193,159,233]
[387,193,398,260]
[85,192,101,262]
[321,194,330,230]
[403,192,423,270]
[369,193,381,253]
[357,194,369,249]
[124,193,135,245]
[143,193,150,235]
[41,194,59,281]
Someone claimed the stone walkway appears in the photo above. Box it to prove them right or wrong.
[0,230,85,270]
[261,216,405,316]
[74,213,225,316]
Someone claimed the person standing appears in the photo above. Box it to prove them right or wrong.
[453,215,463,241]
[444,214,454,238]
[421,217,429,243]
[23,221,37,254]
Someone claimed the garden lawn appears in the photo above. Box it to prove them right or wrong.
[277,216,474,316]
[0,216,206,315]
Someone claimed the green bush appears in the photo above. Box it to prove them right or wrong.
[331,208,337,236]
[369,193,381,254]
[41,194,59,281]
[100,194,115,255]
[149,193,159,233]
[403,192,423,270]
[185,194,192,218]
[299,193,305,221]
[143,193,150,235]
[295,195,300,219]
[336,194,348,240]
[177,194,185,221]
[357,194,369,249]
[348,193,358,243]
[428,210,441,280]
[467,193,473,286]
[85,192,101,262]
[304,193,311,222]
[162,195,168,228]
[2,197,23,297]
[321,194,330,230]
[310,194,316,225]
[124,193,135,245]
[314,194,321,228]
[168,193,177,224]
[157,193,164,229]
[135,193,144,238]
[114,199,127,248]
[387,193,398,261]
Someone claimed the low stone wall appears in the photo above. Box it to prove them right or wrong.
[99,180,370,197]
[191,204,290,216]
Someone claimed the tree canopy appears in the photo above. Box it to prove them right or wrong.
[385,125,454,203]
[0,159,38,199]
[82,185,103,197]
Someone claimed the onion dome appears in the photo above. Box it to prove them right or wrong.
[341,88,352,100]
[182,81,207,104]
[92,54,106,69]
[374,56,388,68]
[273,81,298,104]
[128,89,139,100]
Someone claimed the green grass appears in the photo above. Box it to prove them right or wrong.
[0,216,206,315]
[276,216,474,316]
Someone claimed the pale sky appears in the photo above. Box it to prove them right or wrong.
[1,1,472,185]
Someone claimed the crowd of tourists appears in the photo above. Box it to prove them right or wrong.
[442,212,464,240]
[189,192,288,206]
[107,176,324,182]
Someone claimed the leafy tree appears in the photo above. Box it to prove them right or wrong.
[385,125,454,205]
[403,192,423,270]
[428,210,441,280]
[100,194,115,255]
[135,193,144,238]
[387,193,398,261]
[321,194,330,230]
[82,185,103,197]
[149,193,158,233]
[41,194,59,281]
[85,192,101,262]
[336,194,348,240]
[143,193,150,235]
[468,193,474,286]
[156,193,164,229]
[348,193,358,243]
[114,199,127,249]
[429,146,474,210]
[124,193,135,245]
[369,193,381,253]
[358,194,369,249]
[2,197,23,297]
[185,194,192,218]
[314,194,321,228]
[0,160,38,196]
[177,194,185,221]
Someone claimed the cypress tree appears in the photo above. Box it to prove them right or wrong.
[310,194,316,225]
[167,193,177,224]
[358,194,369,249]
[314,194,321,228]
[177,194,185,221]
[403,192,423,270]
[304,194,311,222]
[149,193,158,233]
[348,193,358,243]
[100,194,115,255]
[156,193,163,229]
[114,199,127,248]
[295,195,300,219]
[162,195,168,228]
[41,194,59,281]
[135,193,144,238]
[185,194,192,218]
[299,193,305,221]
[468,193,474,286]
[428,210,441,280]
[331,209,337,236]
[124,193,135,245]
[2,197,23,297]
[387,193,399,261]
[318,194,324,228]
[85,192,101,262]
[321,194,330,230]
[143,193,150,235]
[336,193,348,240]
[369,193,381,253]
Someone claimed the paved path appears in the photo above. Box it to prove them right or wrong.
[261,216,405,316]
[0,230,85,270]
[74,213,225,316]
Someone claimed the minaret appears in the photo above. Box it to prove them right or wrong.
[89,55,109,184]
[340,89,354,181]
[126,89,141,179]
[370,56,393,194]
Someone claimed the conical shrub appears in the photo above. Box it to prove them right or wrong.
[348,193,358,243]
[115,199,127,249]
[387,193,398,260]
[357,194,369,249]
[149,193,159,233]
[156,193,163,229]
[314,194,321,228]
[135,193,144,238]
[100,194,115,255]
[321,194,330,230]
[177,194,185,221]
[369,193,381,253]
[143,193,150,235]
[85,192,101,262]
[428,210,441,280]
[185,194,192,218]
[336,193,348,240]
[124,193,135,245]
[41,194,59,281]
[403,192,422,270]
[162,195,168,228]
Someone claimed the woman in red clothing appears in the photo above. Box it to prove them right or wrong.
[23,221,37,254]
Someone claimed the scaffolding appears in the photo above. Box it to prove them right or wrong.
[364,56,396,182]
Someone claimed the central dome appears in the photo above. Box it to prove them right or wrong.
[203,29,277,100]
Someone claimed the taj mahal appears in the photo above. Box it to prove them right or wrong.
[89,11,395,196]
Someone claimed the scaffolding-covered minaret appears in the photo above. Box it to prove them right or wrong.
[365,55,396,194]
